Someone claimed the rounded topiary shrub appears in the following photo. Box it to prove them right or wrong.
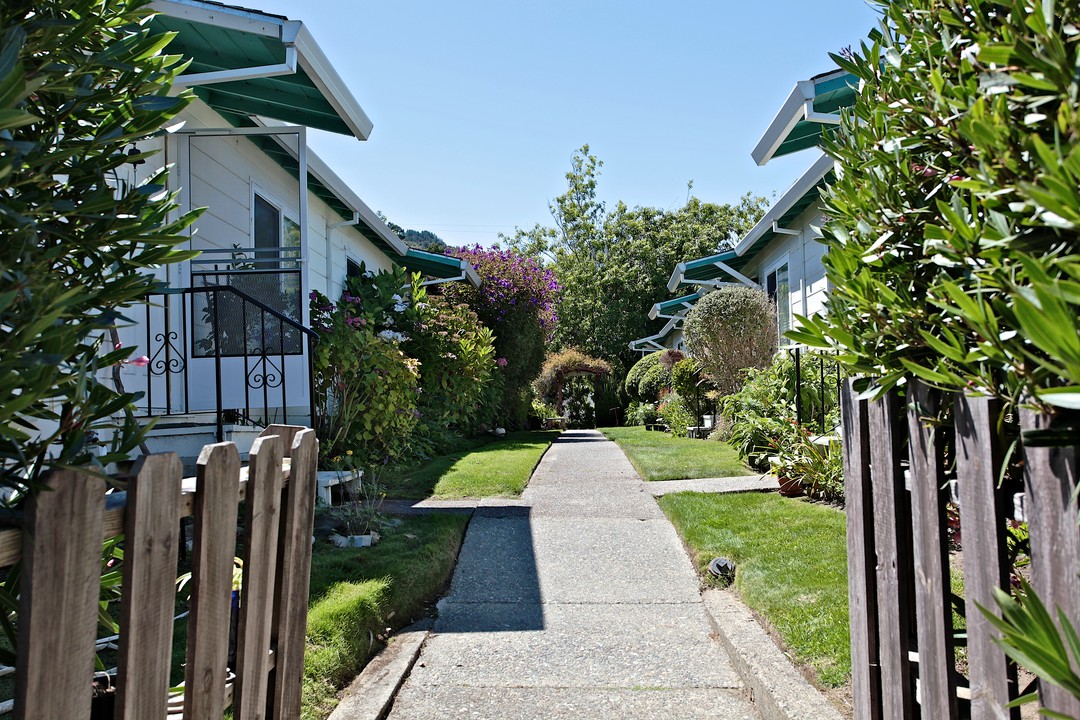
[624,351,663,400]
[637,363,671,403]
[684,286,777,396]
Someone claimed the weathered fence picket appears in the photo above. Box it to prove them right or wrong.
[867,391,917,720]
[955,395,1018,718]
[906,383,957,720]
[3,425,318,720]
[843,379,1080,718]
[1020,408,1080,718]
[841,384,882,720]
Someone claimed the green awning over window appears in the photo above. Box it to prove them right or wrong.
[401,249,482,288]
[751,70,857,165]
[668,154,834,293]
[649,291,703,320]
[152,0,373,139]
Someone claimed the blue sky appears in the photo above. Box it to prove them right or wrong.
[245,1,881,247]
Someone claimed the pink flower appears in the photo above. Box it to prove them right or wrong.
[127,355,150,368]
[496,357,508,367]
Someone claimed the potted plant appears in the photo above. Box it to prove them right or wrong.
[327,502,381,547]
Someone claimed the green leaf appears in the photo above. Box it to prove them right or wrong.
[1034,387,1080,410]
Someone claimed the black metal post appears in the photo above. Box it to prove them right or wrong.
[820,353,826,432]
[213,289,224,443]
[794,346,803,426]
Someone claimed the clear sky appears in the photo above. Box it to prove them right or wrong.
[242,1,882,247]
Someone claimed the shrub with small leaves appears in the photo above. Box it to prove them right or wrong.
[791,0,1080,412]
[0,0,200,492]
[684,286,776,396]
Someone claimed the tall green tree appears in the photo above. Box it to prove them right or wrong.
[507,145,767,373]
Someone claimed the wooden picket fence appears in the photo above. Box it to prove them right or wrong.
[3,424,318,720]
[841,380,1080,719]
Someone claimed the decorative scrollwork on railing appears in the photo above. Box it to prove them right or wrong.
[149,331,186,376]
[246,350,283,390]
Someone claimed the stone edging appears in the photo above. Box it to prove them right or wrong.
[702,589,843,720]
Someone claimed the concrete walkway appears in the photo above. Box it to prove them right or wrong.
[385,429,760,719]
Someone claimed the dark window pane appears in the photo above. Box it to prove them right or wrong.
[254,194,280,269]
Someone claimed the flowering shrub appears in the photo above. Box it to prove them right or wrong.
[309,268,422,469]
[312,262,501,465]
[441,246,560,427]
[657,392,695,437]
[403,293,496,452]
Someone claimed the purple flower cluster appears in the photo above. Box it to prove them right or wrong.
[446,245,559,330]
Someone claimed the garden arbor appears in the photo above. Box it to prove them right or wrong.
[536,350,611,427]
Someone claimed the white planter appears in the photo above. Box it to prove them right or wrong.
[328,531,380,548]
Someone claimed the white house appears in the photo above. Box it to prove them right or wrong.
[637,69,856,352]
[112,0,478,460]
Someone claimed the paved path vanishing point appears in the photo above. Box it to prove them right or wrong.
[385,429,761,720]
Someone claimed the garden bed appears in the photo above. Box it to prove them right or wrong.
[301,513,470,720]
[601,426,752,481]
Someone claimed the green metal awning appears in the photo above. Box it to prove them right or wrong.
[629,317,682,353]
[152,0,373,139]
[648,291,703,320]
[668,154,835,292]
[401,249,482,287]
[751,70,857,165]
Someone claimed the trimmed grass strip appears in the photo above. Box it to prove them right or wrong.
[386,430,559,499]
[601,426,752,481]
[302,513,469,719]
[659,491,850,686]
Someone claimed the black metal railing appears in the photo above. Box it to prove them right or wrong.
[138,285,318,442]
[789,345,843,434]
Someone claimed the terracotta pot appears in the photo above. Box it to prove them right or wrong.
[777,475,804,498]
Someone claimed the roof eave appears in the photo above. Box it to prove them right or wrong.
[751,80,814,166]
[153,0,373,141]
[292,24,373,140]
[666,262,687,293]
[735,153,834,256]
[751,68,849,166]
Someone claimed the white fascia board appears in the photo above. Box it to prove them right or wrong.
[293,24,373,141]
[735,153,834,256]
[751,81,813,166]
[151,0,285,37]
[462,261,482,288]
[648,302,662,321]
[153,0,373,141]
[629,316,682,351]
[751,69,849,166]
[666,261,687,293]
[305,151,409,258]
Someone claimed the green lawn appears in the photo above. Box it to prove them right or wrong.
[601,426,752,481]
[302,513,469,719]
[384,430,559,499]
[658,491,851,687]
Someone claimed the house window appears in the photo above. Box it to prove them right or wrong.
[346,258,362,279]
[766,263,791,339]
[191,191,303,357]
[254,193,301,269]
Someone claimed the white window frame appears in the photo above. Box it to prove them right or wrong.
[764,254,792,342]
